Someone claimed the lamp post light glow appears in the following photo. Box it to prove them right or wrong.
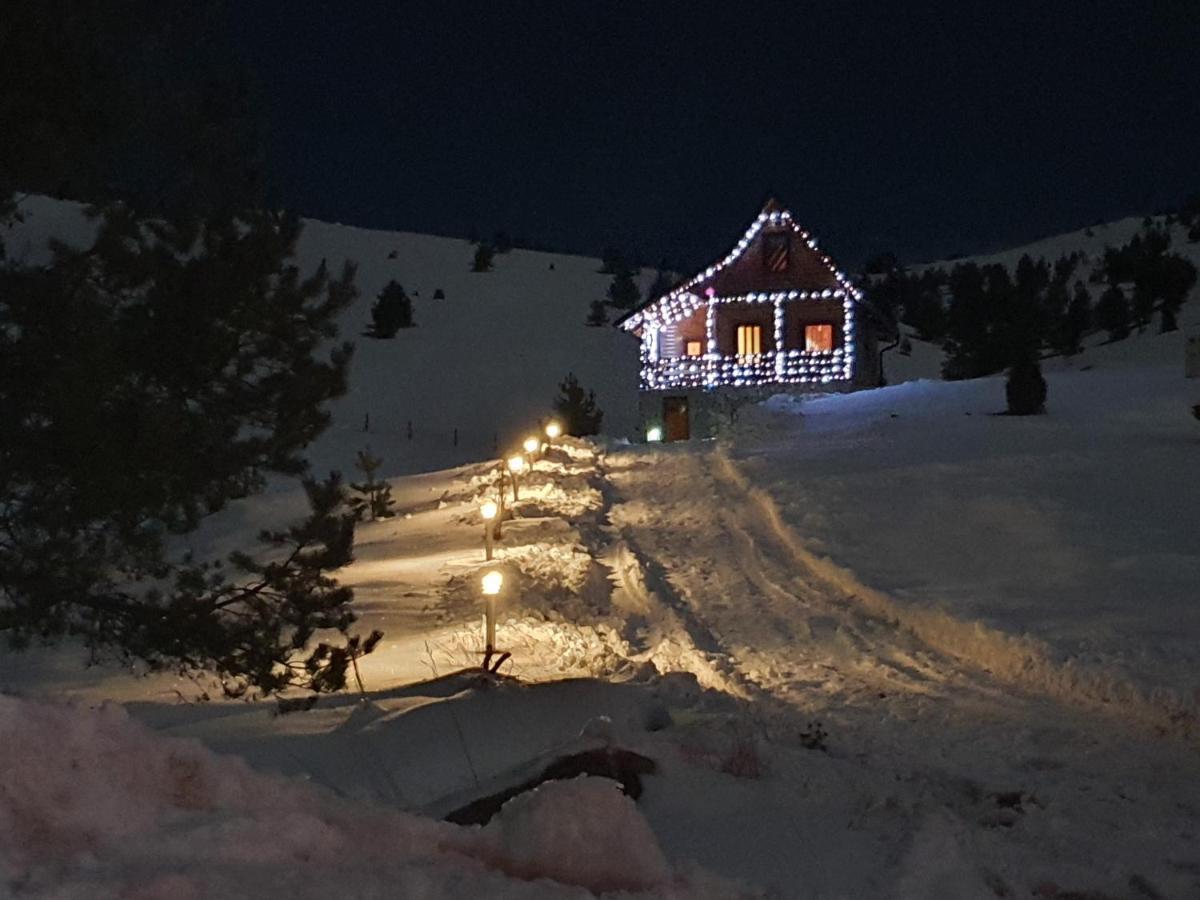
[481,569,503,656]
[506,454,525,501]
[480,499,498,560]
[523,435,539,455]
[545,421,561,441]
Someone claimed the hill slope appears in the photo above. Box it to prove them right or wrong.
[2,196,642,478]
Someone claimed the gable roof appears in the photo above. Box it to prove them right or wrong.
[615,198,861,334]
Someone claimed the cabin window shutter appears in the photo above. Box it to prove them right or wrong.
[763,232,790,272]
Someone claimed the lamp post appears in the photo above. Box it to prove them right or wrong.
[545,420,562,442]
[506,454,525,502]
[523,435,540,468]
[481,569,503,665]
[480,499,497,560]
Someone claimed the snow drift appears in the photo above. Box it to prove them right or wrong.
[0,694,745,899]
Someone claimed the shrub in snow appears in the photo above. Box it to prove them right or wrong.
[553,372,604,436]
[1005,356,1048,415]
[349,447,395,521]
[585,298,609,326]
[483,777,671,893]
[472,242,495,272]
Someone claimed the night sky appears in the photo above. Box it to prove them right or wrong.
[232,2,1200,271]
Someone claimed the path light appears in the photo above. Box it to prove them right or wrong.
[646,425,663,443]
[506,454,525,501]
[545,421,561,440]
[480,499,498,561]
[523,435,540,455]
[481,569,503,658]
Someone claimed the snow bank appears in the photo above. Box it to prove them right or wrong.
[0,694,743,898]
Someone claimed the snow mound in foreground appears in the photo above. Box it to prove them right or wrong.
[0,694,743,899]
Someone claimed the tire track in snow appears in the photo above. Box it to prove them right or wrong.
[712,445,1200,743]
[599,446,980,714]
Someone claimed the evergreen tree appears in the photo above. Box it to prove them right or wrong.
[472,243,495,272]
[553,373,604,436]
[585,299,610,326]
[1094,285,1131,341]
[349,448,395,521]
[368,280,413,337]
[1054,282,1091,357]
[1005,355,1048,415]
[0,0,376,695]
[645,268,674,301]
[599,246,626,275]
[607,269,641,309]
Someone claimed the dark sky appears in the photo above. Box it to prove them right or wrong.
[232,1,1200,271]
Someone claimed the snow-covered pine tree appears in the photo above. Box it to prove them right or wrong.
[553,373,604,436]
[349,448,395,520]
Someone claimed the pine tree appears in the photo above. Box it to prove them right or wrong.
[553,373,604,436]
[1094,285,1131,341]
[599,246,626,275]
[1055,282,1091,357]
[0,0,375,696]
[473,243,495,272]
[349,448,395,521]
[1005,355,1048,415]
[607,270,641,309]
[645,268,674,301]
[585,299,610,326]
[368,280,413,337]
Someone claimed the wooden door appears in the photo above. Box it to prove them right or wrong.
[663,396,689,442]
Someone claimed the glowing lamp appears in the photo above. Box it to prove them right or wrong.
[544,421,562,439]
[507,455,525,474]
[481,570,503,595]
[646,426,663,442]
[480,499,497,520]
[523,436,539,454]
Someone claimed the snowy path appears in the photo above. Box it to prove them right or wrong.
[603,444,1011,728]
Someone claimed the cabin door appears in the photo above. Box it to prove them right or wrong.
[663,396,689,442]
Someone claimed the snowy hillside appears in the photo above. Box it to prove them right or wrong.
[885,214,1200,384]
[6,197,1200,898]
[2,195,641,478]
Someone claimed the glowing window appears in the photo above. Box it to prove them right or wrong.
[736,325,762,356]
[805,323,834,352]
[685,340,703,357]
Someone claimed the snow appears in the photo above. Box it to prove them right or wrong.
[0,692,744,899]
[1,195,643,481]
[6,196,1200,898]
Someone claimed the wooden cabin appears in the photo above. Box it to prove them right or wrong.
[615,198,879,440]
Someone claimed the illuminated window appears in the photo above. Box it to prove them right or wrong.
[685,340,703,357]
[736,325,763,355]
[763,232,790,272]
[805,323,834,352]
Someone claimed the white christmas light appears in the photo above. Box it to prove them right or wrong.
[620,202,862,392]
